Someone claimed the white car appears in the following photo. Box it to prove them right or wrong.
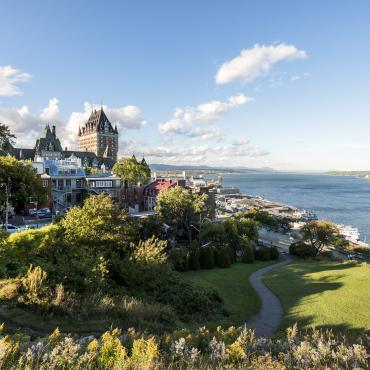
[0,224,20,234]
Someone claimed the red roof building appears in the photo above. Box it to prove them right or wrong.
[143,179,184,211]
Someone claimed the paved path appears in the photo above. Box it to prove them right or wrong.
[246,257,292,337]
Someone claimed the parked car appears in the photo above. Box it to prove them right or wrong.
[34,208,52,219]
[28,208,37,216]
[0,224,20,234]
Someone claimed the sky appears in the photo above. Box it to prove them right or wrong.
[1,0,370,171]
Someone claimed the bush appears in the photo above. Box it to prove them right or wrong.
[0,280,20,300]
[200,246,215,269]
[215,247,232,268]
[242,246,255,263]
[255,246,271,261]
[270,246,279,260]
[227,247,236,263]
[289,241,316,257]
[169,248,189,272]
[188,242,201,270]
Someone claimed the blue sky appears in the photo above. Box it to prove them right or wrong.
[1,0,370,170]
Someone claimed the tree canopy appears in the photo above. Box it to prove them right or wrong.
[113,156,151,185]
[0,122,15,151]
[155,186,208,243]
[300,220,339,255]
[0,156,46,212]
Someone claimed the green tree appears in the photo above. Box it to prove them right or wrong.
[300,220,339,256]
[245,209,278,230]
[155,186,208,243]
[0,122,15,151]
[113,156,150,185]
[188,241,200,270]
[200,246,215,269]
[200,222,228,246]
[61,194,134,258]
[0,156,46,212]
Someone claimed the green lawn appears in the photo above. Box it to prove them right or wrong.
[183,261,276,328]
[263,260,370,334]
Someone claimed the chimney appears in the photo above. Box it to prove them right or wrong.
[52,125,56,136]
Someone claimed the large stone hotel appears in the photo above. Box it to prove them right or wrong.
[8,108,118,170]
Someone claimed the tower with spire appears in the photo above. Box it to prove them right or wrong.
[78,107,119,161]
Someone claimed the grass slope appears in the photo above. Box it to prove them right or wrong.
[263,260,370,334]
[183,261,276,328]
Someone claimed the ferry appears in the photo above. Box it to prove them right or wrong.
[338,224,360,242]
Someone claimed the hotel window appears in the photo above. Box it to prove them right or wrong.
[42,180,48,187]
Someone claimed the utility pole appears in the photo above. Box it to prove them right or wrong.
[1,178,11,232]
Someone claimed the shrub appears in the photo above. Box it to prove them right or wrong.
[216,247,231,268]
[242,246,255,263]
[189,242,201,270]
[270,246,279,260]
[289,241,316,257]
[170,248,189,272]
[227,247,236,263]
[200,246,215,269]
[255,246,271,261]
[0,280,20,300]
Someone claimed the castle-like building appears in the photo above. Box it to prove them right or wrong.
[78,108,118,161]
[7,108,118,170]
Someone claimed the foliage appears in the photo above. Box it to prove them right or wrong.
[170,248,189,272]
[255,246,271,261]
[270,246,280,260]
[0,156,46,211]
[200,222,227,246]
[300,220,339,255]
[245,208,279,230]
[0,194,224,330]
[0,122,15,151]
[188,241,201,271]
[199,246,215,269]
[0,325,367,369]
[200,218,259,255]
[241,237,255,263]
[289,241,317,257]
[112,156,150,185]
[215,247,232,268]
[156,186,208,243]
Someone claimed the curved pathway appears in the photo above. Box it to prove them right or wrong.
[246,257,292,337]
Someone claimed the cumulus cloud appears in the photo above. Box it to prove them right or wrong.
[123,137,268,166]
[159,93,252,137]
[0,99,147,150]
[0,65,31,96]
[40,98,61,121]
[215,43,307,85]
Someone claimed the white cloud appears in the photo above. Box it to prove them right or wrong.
[215,43,307,85]
[159,93,252,137]
[0,65,31,96]
[40,98,61,121]
[124,137,268,166]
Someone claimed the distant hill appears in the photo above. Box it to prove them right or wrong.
[149,163,275,173]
